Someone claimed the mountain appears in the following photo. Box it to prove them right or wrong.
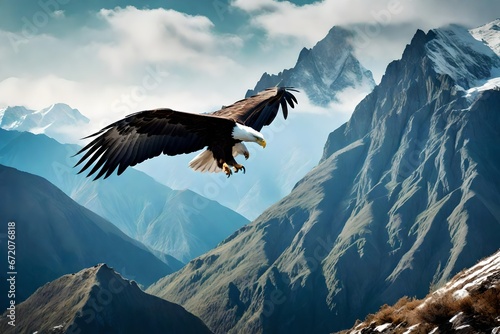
[246,26,375,106]
[0,264,213,334]
[0,164,173,309]
[338,250,500,334]
[0,103,89,143]
[147,23,500,334]
[470,18,500,56]
[0,129,249,263]
[140,25,375,220]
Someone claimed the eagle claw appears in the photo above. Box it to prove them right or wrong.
[223,163,232,177]
[233,163,245,174]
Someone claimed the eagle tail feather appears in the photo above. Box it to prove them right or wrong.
[189,149,221,173]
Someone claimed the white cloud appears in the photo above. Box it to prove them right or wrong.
[0,6,255,128]
[233,0,500,42]
[232,0,280,12]
[231,0,500,81]
[96,6,243,75]
[53,10,65,18]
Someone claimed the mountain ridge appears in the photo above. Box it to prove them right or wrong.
[148,22,500,334]
[0,164,173,308]
[0,128,249,263]
[0,103,89,144]
[0,264,213,334]
[246,26,375,106]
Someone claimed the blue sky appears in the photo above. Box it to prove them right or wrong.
[0,0,499,126]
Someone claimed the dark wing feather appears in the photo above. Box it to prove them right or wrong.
[74,108,234,180]
[211,87,298,131]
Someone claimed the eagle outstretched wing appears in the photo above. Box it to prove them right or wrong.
[211,87,298,131]
[74,109,234,180]
[74,87,298,180]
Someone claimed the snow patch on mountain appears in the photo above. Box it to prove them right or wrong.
[470,18,500,57]
[341,251,500,334]
[465,76,500,102]
[247,26,375,107]
[443,250,500,299]
[0,103,89,143]
[425,24,500,90]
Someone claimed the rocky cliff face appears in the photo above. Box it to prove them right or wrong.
[246,26,375,106]
[147,23,500,334]
[0,264,213,334]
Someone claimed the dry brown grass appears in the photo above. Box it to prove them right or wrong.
[351,284,500,334]
[416,285,500,326]
[364,296,423,328]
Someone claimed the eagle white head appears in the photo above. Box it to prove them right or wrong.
[231,123,266,148]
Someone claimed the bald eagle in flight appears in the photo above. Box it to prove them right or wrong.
[74,87,298,180]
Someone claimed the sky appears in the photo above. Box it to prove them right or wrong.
[0,0,499,130]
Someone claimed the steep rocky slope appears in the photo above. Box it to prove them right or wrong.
[148,23,500,334]
[0,264,213,334]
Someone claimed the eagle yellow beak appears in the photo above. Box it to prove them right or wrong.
[257,138,267,148]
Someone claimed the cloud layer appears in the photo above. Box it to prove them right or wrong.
[0,1,499,126]
[0,6,253,128]
[231,0,500,79]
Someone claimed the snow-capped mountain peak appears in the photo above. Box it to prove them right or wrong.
[470,18,500,57]
[0,103,89,143]
[425,24,500,90]
[246,25,375,106]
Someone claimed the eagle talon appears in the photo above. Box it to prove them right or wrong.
[233,163,246,174]
[223,163,232,177]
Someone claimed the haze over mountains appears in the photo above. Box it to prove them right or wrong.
[148,22,500,334]
[0,103,89,144]
[0,164,173,309]
[0,129,248,263]
[1,25,376,221]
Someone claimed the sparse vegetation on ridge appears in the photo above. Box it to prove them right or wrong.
[339,251,500,334]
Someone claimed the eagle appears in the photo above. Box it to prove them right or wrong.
[74,87,298,180]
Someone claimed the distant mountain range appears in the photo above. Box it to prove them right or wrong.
[0,164,173,309]
[0,129,248,263]
[0,103,89,143]
[147,21,500,334]
[0,264,213,334]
